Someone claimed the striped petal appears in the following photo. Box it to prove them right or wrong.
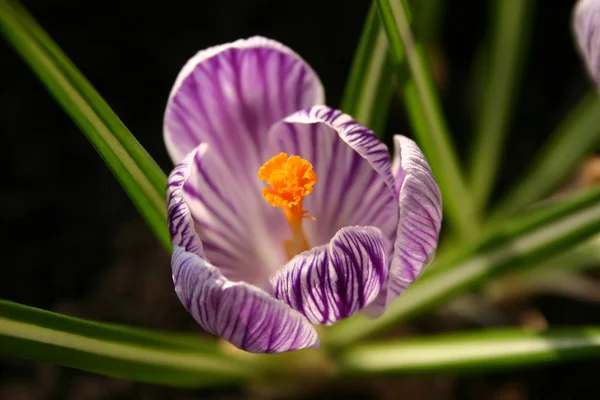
[271,226,388,325]
[168,144,288,286]
[385,135,442,306]
[164,37,325,186]
[266,106,398,251]
[573,0,600,88]
[172,246,319,353]
[168,153,318,352]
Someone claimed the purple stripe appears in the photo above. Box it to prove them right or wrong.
[271,227,387,325]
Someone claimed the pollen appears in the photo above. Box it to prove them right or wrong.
[258,153,317,209]
[258,153,317,258]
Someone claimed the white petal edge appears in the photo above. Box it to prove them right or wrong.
[385,135,442,306]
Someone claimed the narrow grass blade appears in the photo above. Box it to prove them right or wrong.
[339,328,600,374]
[0,300,258,387]
[468,0,534,211]
[412,0,445,46]
[0,0,170,250]
[486,233,600,303]
[340,1,395,135]
[376,0,478,240]
[492,92,600,219]
[327,185,600,347]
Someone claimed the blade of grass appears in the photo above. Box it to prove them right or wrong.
[411,0,447,94]
[485,232,600,303]
[9,0,167,195]
[0,0,170,250]
[339,328,600,374]
[492,92,600,220]
[412,0,445,46]
[468,0,534,211]
[376,0,477,240]
[341,0,447,135]
[0,300,258,387]
[327,184,600,348]
[340,1,395,135]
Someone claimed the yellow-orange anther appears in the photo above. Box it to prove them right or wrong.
[258,152,317,210]
[258,153,317,258]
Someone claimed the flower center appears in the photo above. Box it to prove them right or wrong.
[258,152,317,259]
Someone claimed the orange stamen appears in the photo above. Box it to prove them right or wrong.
[258,153,317,258]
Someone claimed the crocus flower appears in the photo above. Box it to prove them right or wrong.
[573,0,600,88]
[165,37,442,353]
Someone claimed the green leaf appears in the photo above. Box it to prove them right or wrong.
[376,0,478,240]
[492,92,600,219]
[327,185,600,348]
[338,328,600,374]
[515,232,600,280]
[468,0,534,211]
[0,0,170,250]
[340,1,395,135]
[412,0,445,46]
[486,233,600,303]
[0,300,257,387]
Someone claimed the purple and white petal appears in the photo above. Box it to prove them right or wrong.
[172,246,319,353]
[168,157,318,353]
[385,135,442,306]
[168,144,289,286]
[164,36,325,182]
[271,226,388,325]
[573,0,600,88]
[266,106,398,251]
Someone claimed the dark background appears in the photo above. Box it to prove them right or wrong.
[1,0,597,399]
